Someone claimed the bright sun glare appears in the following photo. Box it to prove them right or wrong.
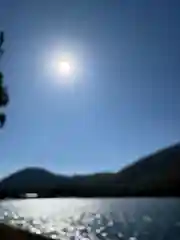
[59,61,71,76]
[46,52,78,85]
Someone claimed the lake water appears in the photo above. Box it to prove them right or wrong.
[0,198,180,239]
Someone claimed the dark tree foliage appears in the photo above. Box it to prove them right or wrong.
[0,31,9,128]
[0,72,9,127]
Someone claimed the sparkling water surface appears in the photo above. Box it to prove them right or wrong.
[0,198,180,240]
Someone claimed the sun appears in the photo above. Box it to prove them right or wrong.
[59,61,71,75]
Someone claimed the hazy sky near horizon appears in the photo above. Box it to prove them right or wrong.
[0,0,180,177]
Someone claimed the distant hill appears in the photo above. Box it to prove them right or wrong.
[0,143,180,198]
[114,143,180,194]
[0,167,71,193]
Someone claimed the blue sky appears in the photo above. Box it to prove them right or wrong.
[0,0,180,177]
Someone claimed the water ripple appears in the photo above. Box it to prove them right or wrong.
[0,198,180,240]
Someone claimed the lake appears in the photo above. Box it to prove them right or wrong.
[0,198,180,239]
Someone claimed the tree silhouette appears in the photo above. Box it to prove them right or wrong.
[0,31,9,128]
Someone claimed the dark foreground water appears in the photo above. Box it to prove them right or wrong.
[0,198,180,240]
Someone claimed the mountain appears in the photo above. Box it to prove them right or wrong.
[0,167,71,193]
[0,143,180,198]
[114,143,180,194]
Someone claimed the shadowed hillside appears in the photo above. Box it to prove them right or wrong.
[115,143,180,191]
[0,143,180,197]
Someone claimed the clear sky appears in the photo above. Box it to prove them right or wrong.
[0,0,180,177]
